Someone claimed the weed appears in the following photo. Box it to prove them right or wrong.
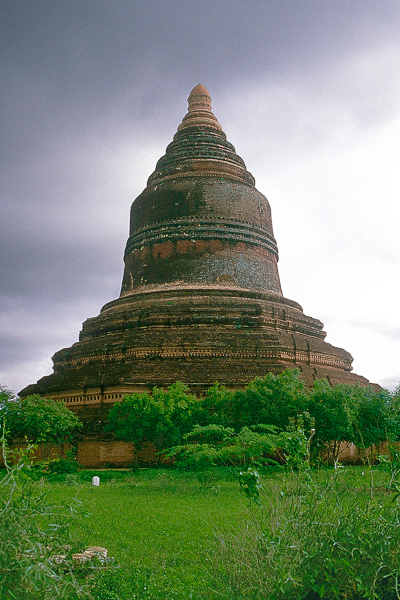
[0,437,90,599]
[379,445,400,491]
[212,466,400,599]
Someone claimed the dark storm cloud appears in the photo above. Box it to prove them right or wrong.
[0,232,121,303]
[2,1,399,126]
[2,0,399,179]
[1,1,399,391]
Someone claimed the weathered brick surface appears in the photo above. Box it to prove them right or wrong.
[77,440,158,467]
[0,442,72,466]
[0,440,158,468]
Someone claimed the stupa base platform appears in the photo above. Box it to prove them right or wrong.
[20,285,372,412]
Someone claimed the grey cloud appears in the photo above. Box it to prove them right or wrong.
[0,231,122,304]
[2,1,399,175]
[3,2,399,111]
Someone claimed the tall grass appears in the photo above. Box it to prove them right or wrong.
[0,449,91,600]
[211,465,400,599]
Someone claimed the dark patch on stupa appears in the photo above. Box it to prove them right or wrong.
[20,84,373,410]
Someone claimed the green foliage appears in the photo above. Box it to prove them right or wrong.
[41,456,80,475]
[228,369,308,431]
[218,426,280,467]
[88,371,400,465]
[308,379,354,461]
[0,385,16,405]
[166,418,317,475]
[106,390,161,445]
[238,467,262,504]
[0,442,89,599]
[184,423,236,444]
[0,386,16,436]
[348,386,396,450]
[166,423,286,473]
[379,444,400,490]
[279,426,311,469]
[307,380,399,462]
[1,394,82,452]
[199,383,235,426]
[214,466,400,599]
[107,382,200,452]
[166,442,221,470]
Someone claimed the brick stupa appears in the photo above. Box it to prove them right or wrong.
[20,84,372,411]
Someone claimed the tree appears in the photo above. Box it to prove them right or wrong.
[347,386,396,453]
[227,369,308,431]
[198,383,235,426]
[308,380,399,462]
[1,394,82,459]
[308,379,353,462]
[107,382,201,453]
[0,385,16,410]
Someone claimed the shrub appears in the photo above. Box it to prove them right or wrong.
[107,382,201,454]
[228,369,308,431]
[1,393,82,459]
[166,424,282,471]
[212,466,400,599]
[0,441,90,599]
[43,456,80,475]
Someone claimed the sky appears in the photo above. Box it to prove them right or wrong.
[1,0,399,394]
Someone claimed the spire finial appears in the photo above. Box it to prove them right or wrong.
[176,84,223,133]
[188,83,212,113]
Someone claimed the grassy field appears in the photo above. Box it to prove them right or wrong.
[41,468,249,599]
[3,465,400,599]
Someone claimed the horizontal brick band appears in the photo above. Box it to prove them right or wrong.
[125,217,279,258]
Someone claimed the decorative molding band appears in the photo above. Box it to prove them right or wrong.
[55,346,350,371]
[148,168,255,186]
[125,217,278,258]
[80,315,325,341]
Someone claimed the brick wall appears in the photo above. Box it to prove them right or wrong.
[0,439,158,468]
[77,440,157,467]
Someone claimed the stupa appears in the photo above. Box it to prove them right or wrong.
[20,84,372,411]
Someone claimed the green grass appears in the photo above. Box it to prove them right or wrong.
[38,468,248,599]
[3,465,400,599]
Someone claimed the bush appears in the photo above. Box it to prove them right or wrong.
[0,442,90,599]
[1,393,82,460]
[43,457,80,475]
[228,369,308,431]
[107,382,201,453]
[212,466,400,599]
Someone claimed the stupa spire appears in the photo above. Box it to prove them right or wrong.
[148,83,254,187]
[176,83,223,133]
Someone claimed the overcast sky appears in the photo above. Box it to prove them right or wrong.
[1,0,399,394]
